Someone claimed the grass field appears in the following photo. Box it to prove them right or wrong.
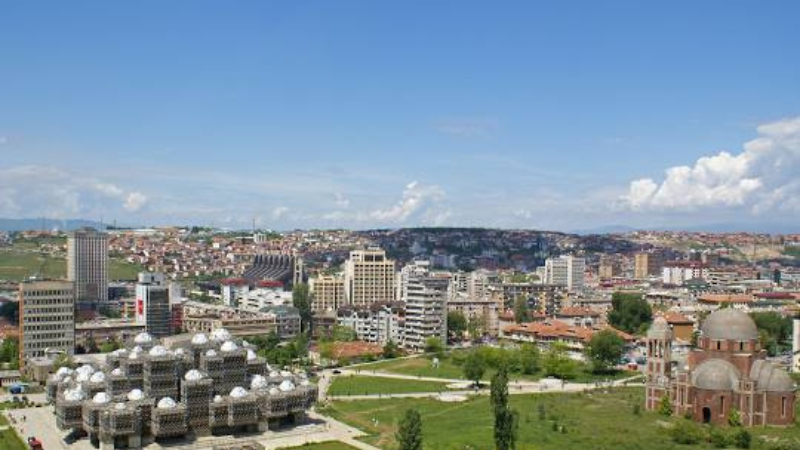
[320,387,800,450]
[278,441,359,450]
[329,375,453,396]
[356,355,637,384]
[357,357,467,380]
[0,428,26,450]
[0,247,141,281]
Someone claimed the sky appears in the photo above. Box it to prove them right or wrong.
[1,1,799,232]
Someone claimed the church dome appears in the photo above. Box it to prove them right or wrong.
[750,360,795,392]
[700,309,758,341]
[765,369,795,392]
[692,359,741,391]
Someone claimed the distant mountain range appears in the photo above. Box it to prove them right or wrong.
[571,222,799,235]
[0,218,106,232]
[0,217,796,235]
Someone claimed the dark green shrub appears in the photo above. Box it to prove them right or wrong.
[669,420,703,445]
[732,428,751,449]
[708,427,729,448]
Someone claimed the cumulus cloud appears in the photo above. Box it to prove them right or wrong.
[622,116,800,213]
[0,165,147,218]
[370,181,446,223]
[124,192,148,212]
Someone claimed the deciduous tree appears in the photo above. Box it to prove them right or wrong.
[586,329,625,373]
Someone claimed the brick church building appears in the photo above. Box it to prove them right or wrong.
[646,308,795,426]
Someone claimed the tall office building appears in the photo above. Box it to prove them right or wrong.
[309,274,345,313]
[135,272,171,338]
[67,227,108,303]
[400,263,448,351]
[544,255,586,291]
[344,248,396,306]
[634,252,664,279]
[18,280,75,367]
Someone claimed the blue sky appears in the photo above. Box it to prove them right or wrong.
[1,1,799,231]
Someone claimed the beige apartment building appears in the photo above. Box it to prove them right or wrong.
[634,252,663,279]
[309,274,345,313]
[344,248,396,306]
[19,280,75,367]
[67,227,108,302]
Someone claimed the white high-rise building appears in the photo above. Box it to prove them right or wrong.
[67,227,108,303]
[399,262,448,351]
[135,272,171,338]
[544,255,585,291]
[19,280,75,366]
[344,248,396,306]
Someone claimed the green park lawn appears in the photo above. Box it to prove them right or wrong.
[356,354,638,384]
[356,356,467,380]
[328,375,453,396]
[319,387,800,450]
[278,441,360,450]
[0,249,66,281]
[0,428,27,450]
[0,247,141,281]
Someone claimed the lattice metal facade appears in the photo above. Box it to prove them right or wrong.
[49,330,317,450]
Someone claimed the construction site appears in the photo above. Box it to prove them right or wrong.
[47,329,318,450]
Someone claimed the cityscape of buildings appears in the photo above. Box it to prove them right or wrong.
[1,3,799,448]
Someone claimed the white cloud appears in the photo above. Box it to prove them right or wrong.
[622,116,800,213]
[0,165,148,218]
[370,181,446,223]
[124,192,148,212]
[272,206,290,220]
[94,182,124,198]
